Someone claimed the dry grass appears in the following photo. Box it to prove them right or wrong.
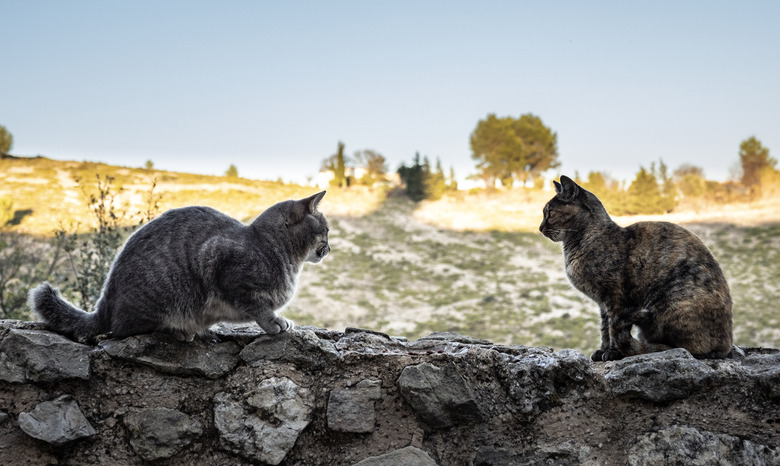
[0,155,387,235]
[3,155,779,352]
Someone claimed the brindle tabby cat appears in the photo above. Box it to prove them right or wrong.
[540,176,732,361]
[30,191,330,344]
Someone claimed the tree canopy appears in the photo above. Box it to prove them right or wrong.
[470,113,559,188]
[0,125,13,155]
[739,136,776,190]
[224,164,239,178]
[398,153,455,202]
[321,142,348,187]
[354,149,388,185]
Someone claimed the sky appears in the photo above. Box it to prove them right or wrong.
[4,1,779,186]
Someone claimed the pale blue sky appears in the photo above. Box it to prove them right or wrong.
[4,1,779,185]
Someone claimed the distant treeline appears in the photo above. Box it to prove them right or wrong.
[574,136,778,215]
[319,115,777,213]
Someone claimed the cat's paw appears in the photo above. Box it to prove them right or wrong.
[172,330,196,342]
[590,349,606,361]
[259,315,295,335]
[276,316,294,333]
[601,348,624,361]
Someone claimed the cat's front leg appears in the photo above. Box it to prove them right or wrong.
[257,312,294,335]
[603,307,645,361]
[590,305,612,361]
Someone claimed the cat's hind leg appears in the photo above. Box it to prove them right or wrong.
[604,308,646,361]
[606,309,673,360]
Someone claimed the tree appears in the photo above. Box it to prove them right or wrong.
[470,113,559,188]
[470,114,519,188]
[448,166,458,191]
[674,164,707,199]
[321,142,348,187]
[512,114,560,185]
[354,149,388,185]
[627,166,664,215]
[0,125,12,156]
[144,160,155,170]
[739,136,776,195]
[656,159,677,213]
[398,153,426,201]
[579,171,629,215]
[424,158,447,201]
[225,164,239,178]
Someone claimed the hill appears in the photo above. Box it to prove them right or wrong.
[0,155,384,235]
[1,155,779,353]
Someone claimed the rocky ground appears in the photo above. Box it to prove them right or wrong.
[292,196,780,353]
[1,320,778,465]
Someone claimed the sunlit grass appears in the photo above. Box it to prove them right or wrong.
[4,155,779,353]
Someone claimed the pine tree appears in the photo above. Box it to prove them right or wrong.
[627,166,664,215]
[425,158,447,200]
[398,153,426,201]
[739,136,776,193]
[334,141,347,187]
[657,159,677,212]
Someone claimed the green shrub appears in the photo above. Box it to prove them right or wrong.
[0,195,13,227]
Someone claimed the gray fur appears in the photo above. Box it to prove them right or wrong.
[29,191,330,344]
[540,176,733,361]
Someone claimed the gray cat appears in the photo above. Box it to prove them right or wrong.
[540,176,733,361]
[30,191,330,344]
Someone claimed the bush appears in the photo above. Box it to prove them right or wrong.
[0,125,12,155]
[0,195,13,227]
[61,175,127,310]
[0,231,67,319]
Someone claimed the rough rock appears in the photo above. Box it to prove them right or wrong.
[240,327,339,368]
[123,407,203,461]
[416,331,493,346]
[335,327,408,355]
[497,347,597,415]
[474,441,592,466]
[628,425,780,465]
[214,376,313,465]
[17,395,95,446]
[0,329,91,383]
[352,446,438,466]
[1,320,779,465]
[742,351,780,400]
[605,348,717,402]
[99,333,240,378]
[327,379,382,433]
[0,411,8,425]
[397,361,483,428]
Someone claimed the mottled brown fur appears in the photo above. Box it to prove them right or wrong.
[540,176,733,361]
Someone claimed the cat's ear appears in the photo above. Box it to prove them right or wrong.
[553,180,562,193]
[558,176,580,201]
[304,191,326,214]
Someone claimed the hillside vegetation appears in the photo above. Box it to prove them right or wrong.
[1,155,779,353]
[0,155,384,235]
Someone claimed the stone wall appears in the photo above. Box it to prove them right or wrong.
[1,319,778,465]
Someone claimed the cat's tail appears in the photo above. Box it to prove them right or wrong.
[28,282,106,344]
